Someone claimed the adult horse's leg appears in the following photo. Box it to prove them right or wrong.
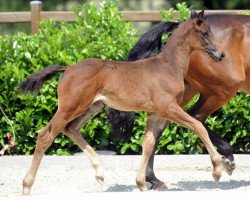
[146,82,198,190]
[63,102,105,184]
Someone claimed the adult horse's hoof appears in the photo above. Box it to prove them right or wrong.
[222,158,235,176]
[150,181,169,191]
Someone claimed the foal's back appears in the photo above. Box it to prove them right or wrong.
[60,56,175,112]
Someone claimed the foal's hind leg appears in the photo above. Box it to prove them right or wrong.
[63,102,105,184]
[144,114,169,190]
[22,109,76,195]
[136,115,160,191]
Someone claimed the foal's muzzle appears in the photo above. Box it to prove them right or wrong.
[207,50,225,62]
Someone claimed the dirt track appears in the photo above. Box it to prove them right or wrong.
[0,154,250,197]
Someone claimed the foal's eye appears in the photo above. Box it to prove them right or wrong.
[201,30,209,37]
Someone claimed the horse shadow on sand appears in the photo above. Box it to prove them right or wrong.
[169,180,250,191]
[105,180,250,192]
[105,184,137,192]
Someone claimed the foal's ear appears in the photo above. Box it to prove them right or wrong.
[197,10,204,21]
[196,10,204,26]
[191,9,198,19]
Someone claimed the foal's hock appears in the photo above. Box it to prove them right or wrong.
[20,10,224,194]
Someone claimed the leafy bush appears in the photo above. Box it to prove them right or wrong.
[207,93,250,153]
[0,1,249,156]
[161,2,190,22]
[0,0,137,155]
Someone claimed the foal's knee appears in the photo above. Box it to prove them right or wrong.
[189,120,206,135]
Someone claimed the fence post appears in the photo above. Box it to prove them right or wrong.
[30,1,42,34]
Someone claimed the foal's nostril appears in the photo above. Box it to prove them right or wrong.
[219,52,225,61]
[221,52,225,58]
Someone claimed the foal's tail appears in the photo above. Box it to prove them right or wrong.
[19,65,66,94]
[107,21,179,141]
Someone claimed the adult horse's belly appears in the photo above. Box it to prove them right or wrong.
[239,27,250,93]
[239,67,250,93]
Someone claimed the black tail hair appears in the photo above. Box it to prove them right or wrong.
[19,65,65,94]
[107,21,179,141]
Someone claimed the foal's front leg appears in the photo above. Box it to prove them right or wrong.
[187,94,236,174]
[159,102,223,182]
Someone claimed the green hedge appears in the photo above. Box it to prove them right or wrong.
[0,1,249,155]
[0,0,137,155]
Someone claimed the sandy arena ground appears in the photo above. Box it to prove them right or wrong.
[0,154,250,198]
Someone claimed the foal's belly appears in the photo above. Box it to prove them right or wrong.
[93,94,154,112]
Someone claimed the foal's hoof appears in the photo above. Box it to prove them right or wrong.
[222,158,236,176]
[22,187,31,196]
[150,181,169,191]
[95,175,104,185]
[212,173,221,183]
[139,186,148,192]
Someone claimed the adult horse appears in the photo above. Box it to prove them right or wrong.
[108,11,250,190]
[20,11,224,194]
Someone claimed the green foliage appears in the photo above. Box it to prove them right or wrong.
[0,0,137,155]
[161,2,190,22]
[207,93,250,153]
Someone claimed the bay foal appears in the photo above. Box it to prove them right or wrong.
[20,11,224,194]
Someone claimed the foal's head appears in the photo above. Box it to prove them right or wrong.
[178,10,225,61]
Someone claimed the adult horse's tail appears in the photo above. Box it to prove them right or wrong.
[19,65,65,94]
[107,21,179,140]
[127,21,179,61]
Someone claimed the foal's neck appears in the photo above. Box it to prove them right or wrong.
[159,28,192,75]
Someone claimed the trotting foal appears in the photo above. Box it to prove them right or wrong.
[20,10,224,194]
